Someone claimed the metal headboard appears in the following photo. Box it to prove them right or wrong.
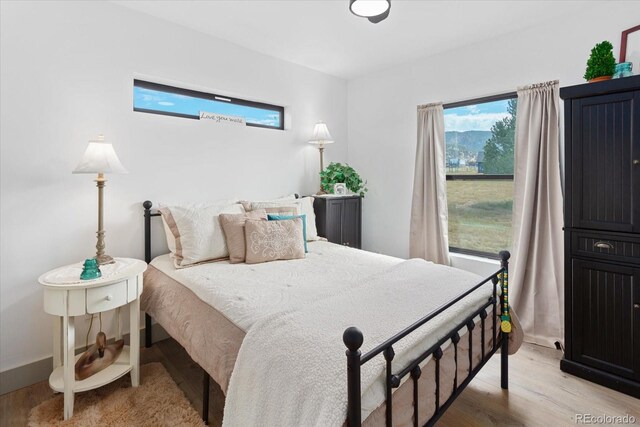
[142,201,161,264]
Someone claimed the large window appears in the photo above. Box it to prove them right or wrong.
[443,93,517,258]
[133,80,284,130]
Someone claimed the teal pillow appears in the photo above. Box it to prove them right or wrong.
[267,214,308,253]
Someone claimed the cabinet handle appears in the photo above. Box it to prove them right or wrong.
[634,159,640,165]
[593,241,614,250]
[105,295,113,301]
[634,303,640,310]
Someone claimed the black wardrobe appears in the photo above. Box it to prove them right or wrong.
[560,75,640,398]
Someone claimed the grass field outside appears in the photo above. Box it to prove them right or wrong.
[446,165,481,175]
[446,180,513,255]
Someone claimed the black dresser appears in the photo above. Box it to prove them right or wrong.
[313,195,362,249]
[560,75,640,398]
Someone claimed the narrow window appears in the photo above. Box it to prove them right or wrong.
[443,93,517,258]
[133,80,284,130]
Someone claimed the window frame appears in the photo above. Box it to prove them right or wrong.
[444,91,517,259]
[133,79,285,130]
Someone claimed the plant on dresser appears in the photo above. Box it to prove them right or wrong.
[560,75,640,398]
[583,40,616,82]
[319,162,368,197]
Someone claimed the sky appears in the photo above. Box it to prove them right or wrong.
[133,87,281,127]
[444,99,510,132]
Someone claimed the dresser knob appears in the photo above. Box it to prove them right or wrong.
[105,295,113,301]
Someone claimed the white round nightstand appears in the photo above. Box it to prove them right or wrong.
[39,258,147,420]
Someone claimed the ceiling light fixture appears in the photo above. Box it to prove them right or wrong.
[349,0,390,23]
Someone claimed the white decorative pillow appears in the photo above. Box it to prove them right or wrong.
[246,197,318,241]
[239,194,297,211]
[263,205,300,216]
[159,198,238,255]
[159,202,244,268]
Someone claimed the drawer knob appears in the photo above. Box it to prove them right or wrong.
[105,295,113,301]
[593,241,614,250]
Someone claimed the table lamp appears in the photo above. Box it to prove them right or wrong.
[308,122,334,193]
[73,134,128,265]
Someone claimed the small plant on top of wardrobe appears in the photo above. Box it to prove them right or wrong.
[320,162,368,197]
[584,41,616,82]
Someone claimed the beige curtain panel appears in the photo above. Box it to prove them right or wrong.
[409,103,450,265]
[510,80,564,348]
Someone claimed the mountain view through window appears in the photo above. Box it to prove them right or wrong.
[444,97,516,256]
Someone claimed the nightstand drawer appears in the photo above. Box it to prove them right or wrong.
[86,280,128,313]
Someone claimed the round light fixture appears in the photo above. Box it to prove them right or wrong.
[349,0,390,23]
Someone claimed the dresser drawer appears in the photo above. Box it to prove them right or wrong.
[86,280,128,313]
[571,231,640,265]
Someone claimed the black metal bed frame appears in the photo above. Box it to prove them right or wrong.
[142,200,511,426]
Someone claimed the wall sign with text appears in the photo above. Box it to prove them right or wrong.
[199,111,246,126]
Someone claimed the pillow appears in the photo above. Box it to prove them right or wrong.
[263,205,300,216]
[158,202,244,268]
[219,210,268,264]
[159,198,238,254]
[245,218,305,264]
[239,194,297,211]
[268,214,308,253]
[246,196,318,241]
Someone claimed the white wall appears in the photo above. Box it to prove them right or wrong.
[0,1,347,373]
[348,3,640,260]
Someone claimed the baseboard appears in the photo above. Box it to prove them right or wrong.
[0,324,169,396]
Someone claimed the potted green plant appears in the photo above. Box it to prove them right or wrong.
[320,162,368,197]
[584,41,616,82]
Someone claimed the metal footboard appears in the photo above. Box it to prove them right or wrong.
[344,251,511,426]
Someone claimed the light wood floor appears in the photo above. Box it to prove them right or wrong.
[2,340,638,426]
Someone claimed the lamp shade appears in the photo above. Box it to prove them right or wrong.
[73,135,128,174]
[308,122,334,146]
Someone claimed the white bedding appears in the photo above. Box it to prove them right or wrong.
[150,240,401,331]
[152,242,496,426]
[223,258,491,427]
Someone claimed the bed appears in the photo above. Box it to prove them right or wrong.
[141,200,522,426]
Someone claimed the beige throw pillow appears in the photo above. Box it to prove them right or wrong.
[219,210,267,264]
[244,218,305,264]
[239,194,297,211]
[247,197,318,241]
[158,202,244,268]
[263,206,300,216]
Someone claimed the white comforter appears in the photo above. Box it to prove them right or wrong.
[223,259,491,426]
[152,242,492,426]
[151,241,401,331]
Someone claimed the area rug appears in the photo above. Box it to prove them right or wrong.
[28,363,205,426]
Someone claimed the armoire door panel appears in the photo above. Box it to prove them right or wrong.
[570,91,637,232]
[571,259,638,380]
